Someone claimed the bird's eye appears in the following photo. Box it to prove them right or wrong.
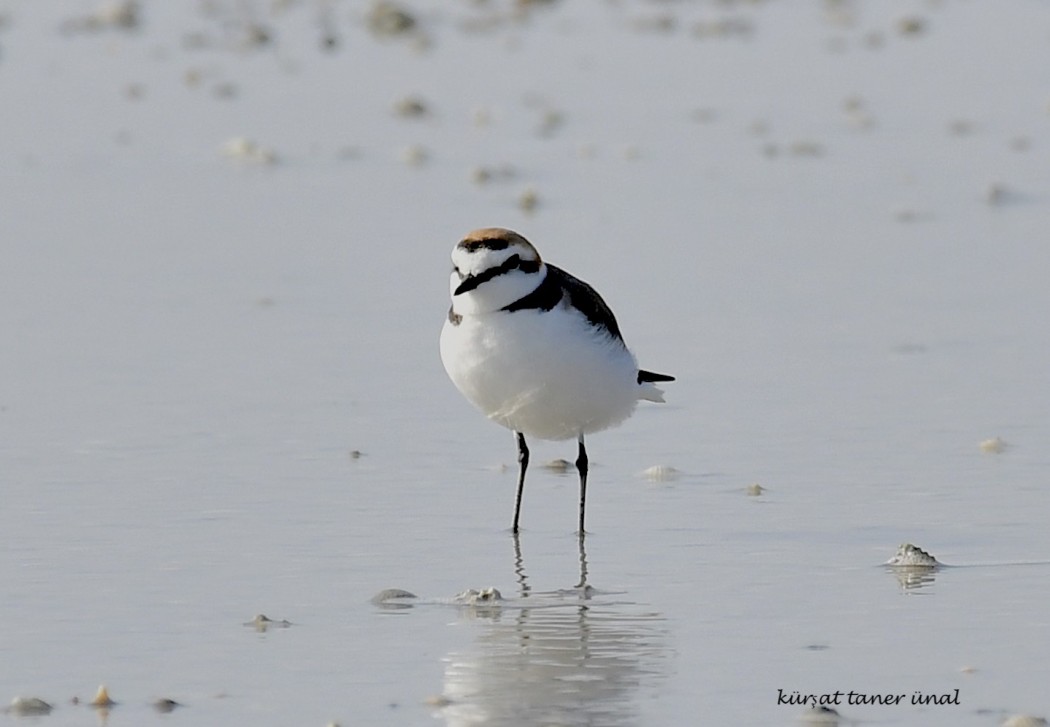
[453,266,466,280]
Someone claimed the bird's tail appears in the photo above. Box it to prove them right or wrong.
[637,369,675,403]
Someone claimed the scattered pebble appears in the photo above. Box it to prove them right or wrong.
[986,183,1023,206]
[630,14,677,34]
[183,67,205,88]
[213,81,239,100]
[320,31,340,52]
[800,705,841,725]
[370,588,417,605]
[842,96,875,129]
[349,449,364,460]
[6,697,53,716]
[220,137,278,165]
[748,119,771,136]
[1002,716,1049,727]
[153,698,180,713]
[576,143,598,160]
[400,144,429,166]
[895,16,927,36]
[393,96,429,118]
[862,31,886,50]
[425,694,454,708]
[746,483,765,496]
[885,543,940,568]
[61,0,140,34]
[543,458,572,473]
[959,665,978,674]
[90,685,115,708]
[471,164,517,185]
[517,187,539,213]
[979,437,1009,454]
[537,109,564,137]
[691,17,753,40]
[454,587,502,605]
[986,184,1008,206]
[246,613,293,631]
[788,140,824,157]
[894,208,930,223]
[367,1,417,38]
[123,83,146,101]
[641,465,679,482]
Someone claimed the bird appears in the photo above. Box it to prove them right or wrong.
[439,228,674,534]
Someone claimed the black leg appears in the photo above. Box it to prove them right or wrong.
[512,432,529,533]
[576,434,588,535]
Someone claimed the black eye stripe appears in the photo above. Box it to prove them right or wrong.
[453,253,539,295]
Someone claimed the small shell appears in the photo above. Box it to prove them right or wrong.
[220,137,277,165]
[542,459,572,473]
[91,685,115,707]
[370,588,417,605]
[979,437,1009,454]
[7,697,53,716]
[641,465,679,482]
[400,144,429,166]
[246,613,293,630]
[454,587,502,605]
[885,543,939,568]
[1002,716,1049,727]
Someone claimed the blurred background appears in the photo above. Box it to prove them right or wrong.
[2,2,1049,725]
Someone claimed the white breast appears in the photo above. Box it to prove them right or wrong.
[440,303,640,441]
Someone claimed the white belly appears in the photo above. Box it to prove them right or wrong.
[440,307,640,441]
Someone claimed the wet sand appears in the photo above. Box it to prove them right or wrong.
[3,2,1050,725]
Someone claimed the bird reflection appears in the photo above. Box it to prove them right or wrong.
[435,534,669,727]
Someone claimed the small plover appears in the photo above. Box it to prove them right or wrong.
[440,228,674,533]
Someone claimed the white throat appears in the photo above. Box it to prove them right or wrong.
[450,263,547,315]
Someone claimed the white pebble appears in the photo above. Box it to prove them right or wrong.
[979,437,1008,454]
[642,465,679,482]
[220,137,277,165]
[7,697,53,716]
[400,144,429,166]
[1002,716,1049,727]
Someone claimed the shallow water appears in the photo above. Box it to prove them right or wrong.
[3,1,1050,725]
